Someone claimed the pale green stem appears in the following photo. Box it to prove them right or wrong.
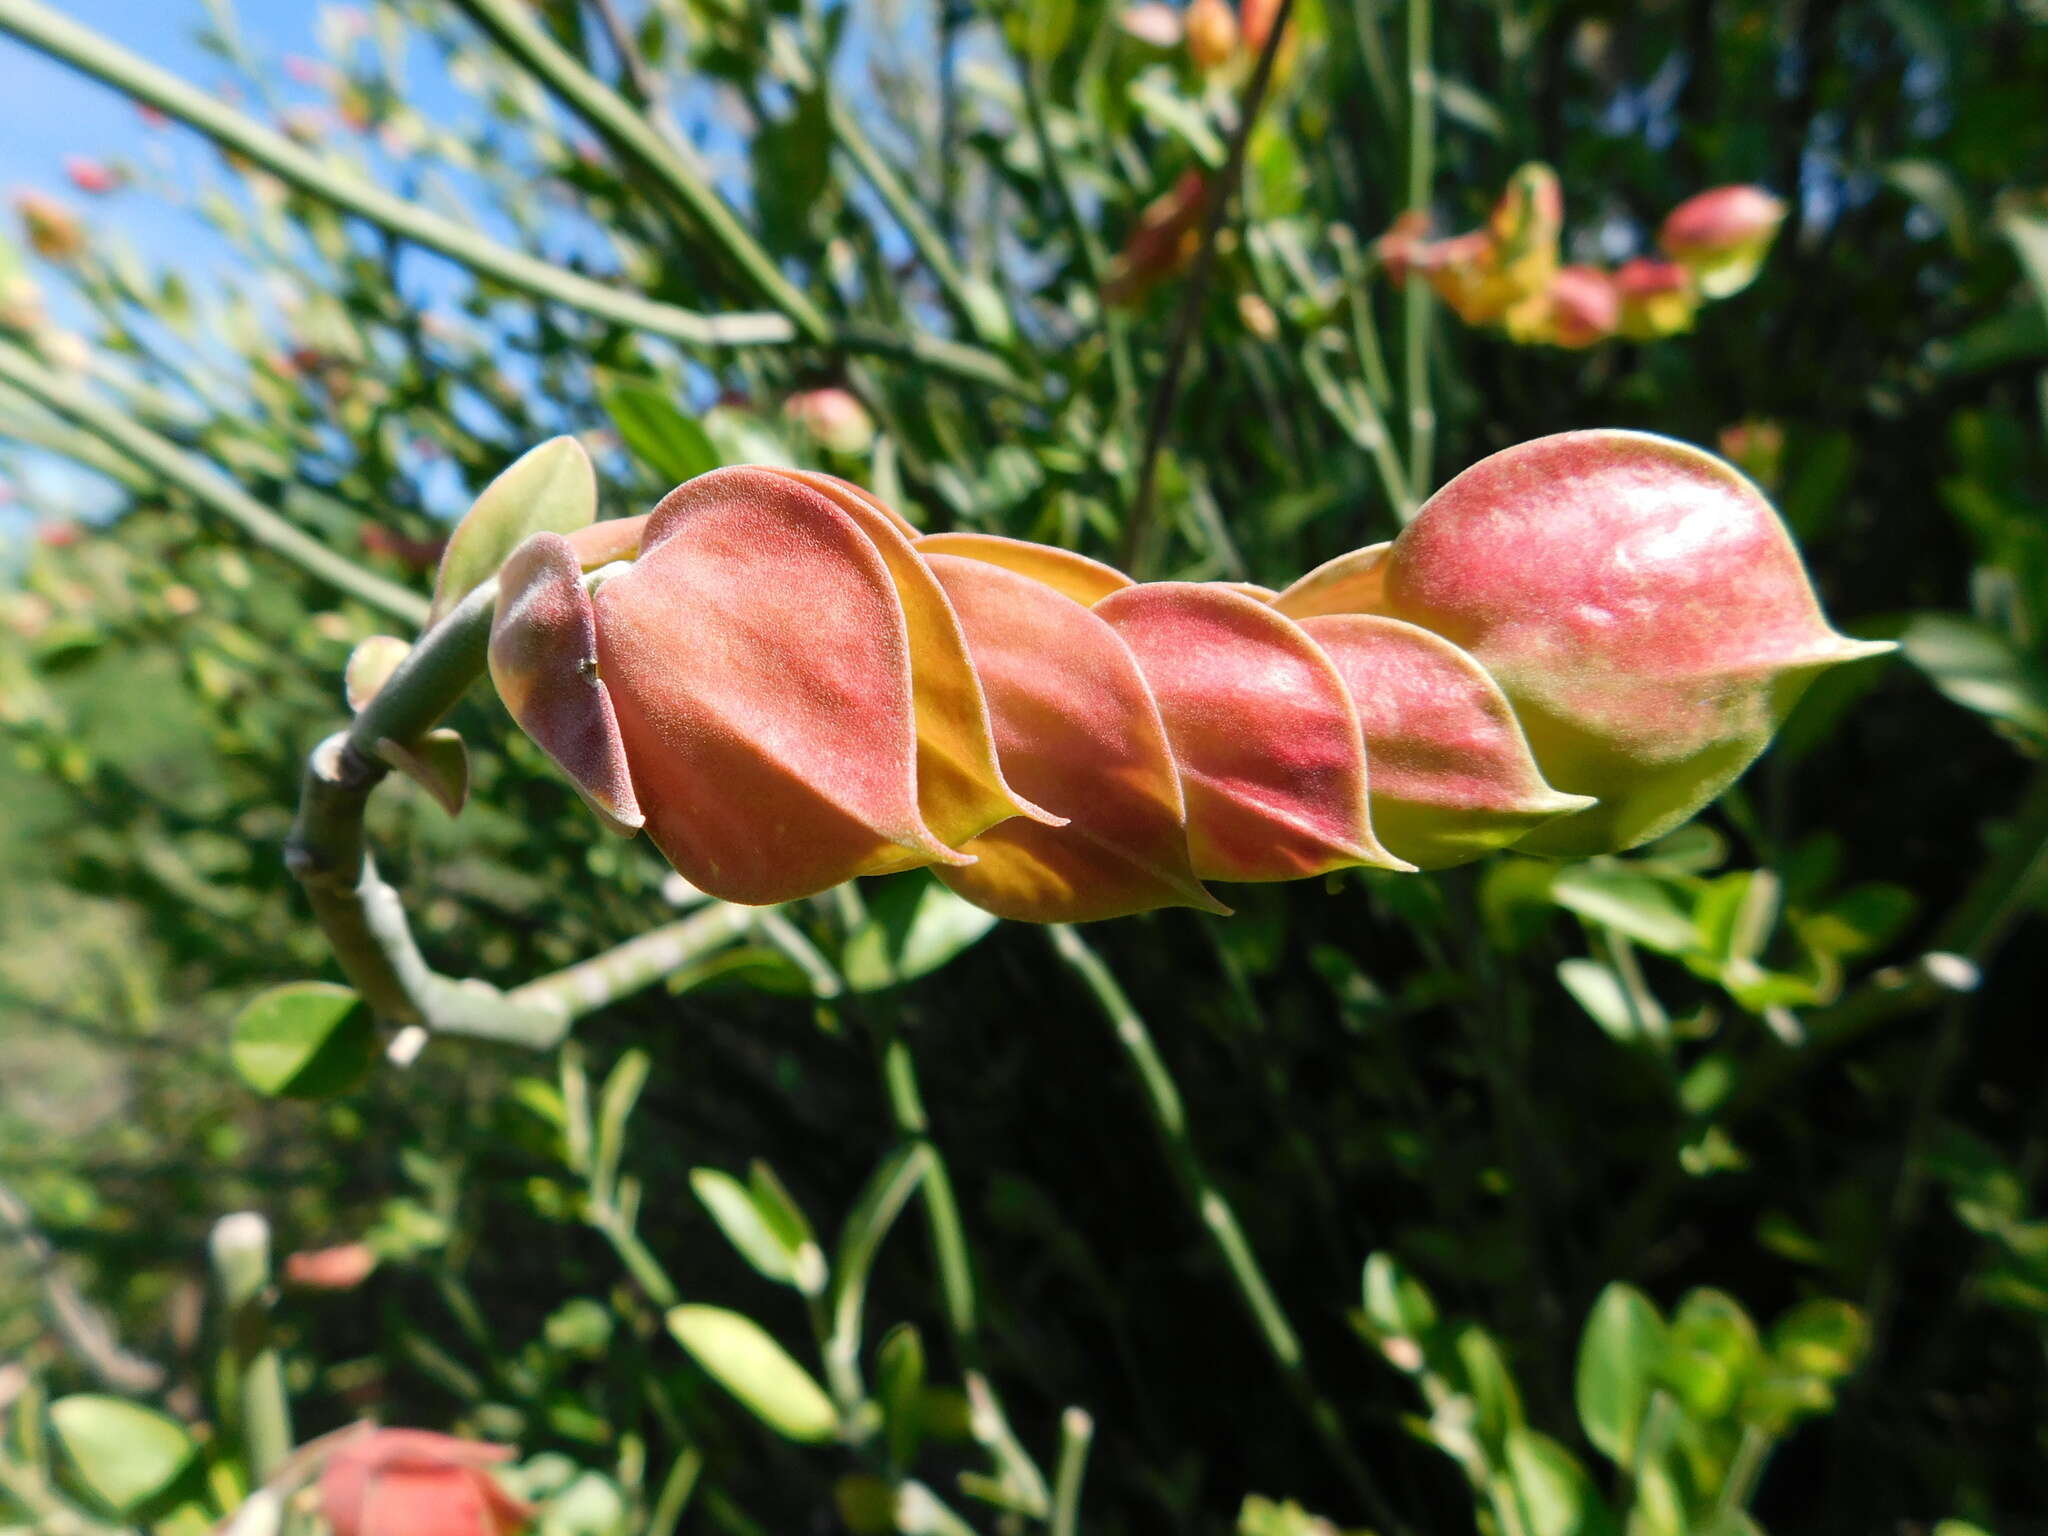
[1050,1408,1095,1536]
[0,340,429,624]
[1401,0,1437,503]
[1301,340,1410,516]
[0,1178,164,1395]
[284,579,752,1046]
[209,1215,293,1484]
[1046,926,1404,1534]
[0,0,789,347]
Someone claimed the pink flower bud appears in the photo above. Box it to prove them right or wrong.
[1512,264,1619,349]
[319,1430,530,1536]
[1613,257,1699,340]
[62,157,120,195]
[1318,430,1889,854]
[1104,171,1210,307]
[1119,3,1184,48]
[1659,186,1786,299]
[783,387,875,456]
[285,1242,378,1291]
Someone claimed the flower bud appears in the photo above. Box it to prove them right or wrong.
[1119,3,1184,48]
[1659,185,1786,299]
[1614,257,1699,340]
[62,157,121,196]
[1317,430,1890,855]
[319,1430,529,1536]
[13,191,85,263]
[1104,171,1210,307]
[1486,163,1563,301]
[1510,264,1618,349]
[1186,0,1240,70]
[784,386,875,456]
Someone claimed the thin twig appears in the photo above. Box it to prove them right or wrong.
[1400,0,1437,500]
[1120,0,1298,572]
[0,1179,165,1395]
[0,341,429,624]
[1047,926,1406,1534]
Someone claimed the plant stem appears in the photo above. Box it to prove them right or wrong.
[1046,925,1404,1533]
[0,340,429,624]
[0,0,794,350]
[450,0,830,343]
[1050,1408,1095,1536]
[831,101,1008,351]
[284,580,752,1045]
[1121,0,1298,573]
[871,1021,1050,1516]
[1400,0,1437,503]
[0,1179,164,1395]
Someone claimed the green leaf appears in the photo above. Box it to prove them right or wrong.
[1451,1322,1523,1452]
[1768,1298,1868,1380]
[691,1167,816,1290]
[430,436,597,623]
[666,1305,837,1442]
[1557,958,1660,1044]
[876,1322,927,1468]
[1504,1428,1609,1536]
[2002,210,2048,327]
[230,982,375,1099]
[829,1146,932,1374]
[1899,614,2048,738]
[842,873,1000,991]
[50,1396,197,1514]
[1361,1252,1437,1346]
[1575,1283,1667,1467]
[601,381,721,487]
[1550,867,1699,955]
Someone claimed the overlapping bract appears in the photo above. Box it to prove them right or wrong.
[485,434,1883,922]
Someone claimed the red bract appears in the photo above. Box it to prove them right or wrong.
[1527,265,1620,349]
[1659,185,1786,299]
[1103,171,1210,307]
[482,433,1876,919]
[1317,430,1890,855]
[319,1430,529,1536]
[1614,257,1699,340]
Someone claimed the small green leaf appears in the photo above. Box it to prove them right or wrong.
[666,1305,837,1442]
[343,635,411,711]
[230,982,375,1099]
[691,1167,808,1289]
[876,1323,927,1468]
[375,728,469,817]
[1550,867,1699,955]
[431,436,597,623]
[1504,1428,1609,1536]
[829,1147,931,1374]
[842,873,999,991]
[602,381,721,487]
[50,1396,197,1514]
[1575,1283,1667,1467]
[1361,1253,1437,1345]
[1900,614,2048,738]
[1768,1298,1868,1380]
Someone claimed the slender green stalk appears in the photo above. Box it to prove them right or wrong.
[1330,226,1397,408]
[1046,926,1404,1533]
[1401,0,1437,502]
[1122,0,1298,572]
[0,340,429,624]
[872,1023,1049,1516]
[285,580,753,1045]
[831,101,1008,351]
[449,0,829,343]
[1302,340,1410,515]
[1050,1408,1095,1536]
[0,1179,164,1395]
[0,0,795,350]
[210,1213,293,1484]
[1017,62,1138,438]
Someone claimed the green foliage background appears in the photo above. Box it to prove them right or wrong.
[2,0,2047,1533]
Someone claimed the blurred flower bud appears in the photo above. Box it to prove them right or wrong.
[1659,186,1786,299]
[1237,291,1278,340]
[1614,257,1699,340]
[1717,418,1786,492]
[1186,0,1239,69]
[1510,264,1618,349]
[13,191,85,263]
[1374,210,1431,286]
[1315,431,1890,855]
[135,102,170,130]
[0,274,44,329]
[1486,162,1563,300]
[1239,0,1285,56]
[62,157,121,195]
[1419,231,1512,325]
[1104,170,1210,307]
[784,387,875,456]
[1119,3,1184,48]
[319,1430,530,1536]
[285,1242,378,1291]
